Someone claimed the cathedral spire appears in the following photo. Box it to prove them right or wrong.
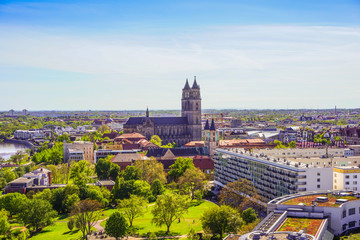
[184,78,190,90]
[210,118,216,131]
[192,76,200,89]
[204,119,210,130]
[146,107,149,118]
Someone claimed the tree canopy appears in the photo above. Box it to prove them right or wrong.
[168,157,195,181]
[105,211,128,240]
[151,192,190,234]
[201,205,243,239]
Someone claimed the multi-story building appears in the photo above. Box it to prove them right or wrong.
[214,148,333,201]
[344,145,360,157]
[14,129,53,140]
[333,166,360,191]
[63,141,94,163]
[252,148,345,159]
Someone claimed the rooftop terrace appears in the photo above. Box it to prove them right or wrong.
[280,192,360,207]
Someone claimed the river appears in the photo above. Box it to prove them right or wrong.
[0,142,29,160]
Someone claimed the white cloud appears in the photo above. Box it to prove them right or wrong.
[0,25,359,109]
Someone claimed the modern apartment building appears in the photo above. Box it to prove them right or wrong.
[214,148,333,201]
[333,166,360,191]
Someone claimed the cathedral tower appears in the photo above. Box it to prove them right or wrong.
[204,119,218,156]
[182,77,202,141]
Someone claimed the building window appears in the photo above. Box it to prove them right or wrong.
[346,182,350,185]
[346,175,350,179]
[335,180,337,183]
[354,181,358,185]
[317,184,320,188]
[354,175,358,179]
[335,173,337,177]
[343,210,346,218]
[343,224,347,230]
[349,221,356,228]
[317,173,320,176]
[317,178,320,182]
[349,208,355,216]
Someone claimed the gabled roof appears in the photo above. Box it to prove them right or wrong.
[125,117,188,126]
[117,133,146,139]
[111,153,144,163]
[146,147,209,158]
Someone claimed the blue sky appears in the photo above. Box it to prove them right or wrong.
[0,0,359,110]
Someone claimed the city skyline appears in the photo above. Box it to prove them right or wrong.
[1,0,359,110]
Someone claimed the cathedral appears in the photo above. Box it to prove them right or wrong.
[123,77,202,146]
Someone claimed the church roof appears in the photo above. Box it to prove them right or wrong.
[204,119,210,130]
[192,77,200,89]
[184,79,190,90]
[125,117,188,125]
[210,119,216,130]
[146,147,208,158]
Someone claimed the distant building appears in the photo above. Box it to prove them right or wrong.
[63,141,94,163]
[22,109,28,115]
[299,115,313,121]
[123,78,202,146]
[340,127,360,145]
[8,109,15,116]
[4,167,52,194]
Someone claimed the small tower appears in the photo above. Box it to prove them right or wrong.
[205,119,218,157]
[181,77,202,141]
[146,107,149,118]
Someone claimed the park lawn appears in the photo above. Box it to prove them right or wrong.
[102,200,217,236]
[30,216,82,240]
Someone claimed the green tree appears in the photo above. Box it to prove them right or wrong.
[95,157,113,180]
[67,218,75,231]
[98,125,111,134]
[241,208,257,224]
[151,192,190,234]
[70,160,94,186]
[201,205,243,239]
[117,194,147,227]
[178,168,207,199]
[0,192,27,216]
[18,199,58,232]
[57,133,71,143]
[0,209,10,237]
[151,179,165,197]
[122,166,142,181]
[134,158,166,184]
[168,157,195,181]
[71,200,102,240]
[105,211,128,240]
[150,135,162,146]
[288,141,296,148]
[187,227,199,240]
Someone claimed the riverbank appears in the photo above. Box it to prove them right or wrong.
[4,139,34,148]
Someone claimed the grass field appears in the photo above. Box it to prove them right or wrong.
[28,214,82,240]
[101,200,217,236]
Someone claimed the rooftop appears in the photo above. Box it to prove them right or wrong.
[280,192,360,207]
[276,218,324,236]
